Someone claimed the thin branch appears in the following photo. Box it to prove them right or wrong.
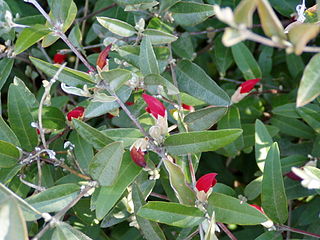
[150,192,170,201]
[76,3,117,23]
[19,175,46,192]
[277,225,320,239]
[217,223,238,240]
[184,229,200,240]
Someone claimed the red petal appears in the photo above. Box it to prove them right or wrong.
[53,53,66,64]
[126,101,134,106]
[239,78,261,93]
[142,93,166,118]
[67,107,85,121]
[250,204,265,214]
[285,171,302,181]
[182,103,194,111]
[96,44,112,69]
[130,147,146,167]
[196,173,218,193]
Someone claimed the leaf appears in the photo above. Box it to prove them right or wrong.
[0,140,20,168]
[26,184,80,214]
[170,1,215,26]
[8,78,38,151]
[297,53,320,107]
[97,17,136,37]
[288,23,320,55]
[234,0,257,27]
[258,46,274,76]
[144,74,179,95]
[261,143,288,224]
[267,0,296,17]
[176,60,230,106]
[42,1,77,47]
[94,152,142,219]
[143,29,177,45]
[208,192,268,225]
[132,184,166,240]
[172,33,194,60]
[100,69,132,91]
[101,128,143,148]
[52,222,92,240]
[257,0,286,39]
[114,0,155,4]
[72,119,114,150]
[0,57,14,91]
[139,36,160,75]
[231,42,262,80]
[218,107,244,157]
[185,106,227,131]
[0,115,20,146]
[213,34,233,77]
[32,106,66,130]
[0,197,28,240]
[30,57,94,86]
[164,129,243,155]
[163,159,196,205]
[255,231,283,240]
[255,119,273,172]
[137,201,205,228]
[14,24,50,54]
[297,106,320,133]
[244,176,263,200]
[89,142,123,186]
[272,103,300,118]
[286,53,304,79]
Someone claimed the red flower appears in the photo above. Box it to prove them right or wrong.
[239,78,261,93]
[195,173,218,193]
[142,93,166,119]
[53,53,66,64]
[67,106,85,121]
[130,147,146,167]
[96,44,112,69]
[285,171,303,181]
[126,101,134,106]
[182,103,194,111]
[250,204,265,214]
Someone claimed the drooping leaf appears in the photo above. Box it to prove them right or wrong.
[261,143,288,224]
[137,201,205,228]
[139,36,160,75]
[89,142,124,186]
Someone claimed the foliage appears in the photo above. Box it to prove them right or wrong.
[0,0,320,239]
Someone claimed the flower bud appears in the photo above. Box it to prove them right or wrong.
[67,106,85,121]
[231,78,261,104]
[96,44,112,70]
[249,204,274,228]
[53,53,66,64]
[195,173,218,193]
[130,147,146,168]
[142,93,166,119]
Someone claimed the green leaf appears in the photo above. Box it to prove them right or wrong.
[172,32,194,60]
[297,53,320,107]
[0,115,20,146]
[97,17,136,37]
[89,142,124,186]
[288,23,320,55]
[297,106,320,133]
[0,140,20,168]
[94,152,142,219]
[32,106,66,130]
[144,74,179,95]
[0,58,14,91]
[8,78,38,151]
[261,143,288,224]
[0,197,28,240]
[143,29,177,45]
[213,34,233,77]
[281,155,307,174]
[72,119,114,150]
[244,176,263,200]
[164,129,243,155]
[52,222,92,240]
[218,107,244,157]
[257,0,286,39]
[272,103,300,118]
[255,231,283,240]
[30,57,94,86]
[255,119,273,172]
[176,60,230,106]
[185,106,227,131]
[234,0,257,27]
[114,0,155,4]
[14,24,50,54]
[267,0,296,17]
[26,184,80,214]
[101,128,143,148]
[100,69,132,91]
[163,159,196,205]
[208,192,268,225]
[231,42,262,80]
[270,116,314,139]
[42,1,77,47]
[132,184,166,240]
[258,46,274,76]
[139,36,160,75]
[170,2,215,26]
[137,201,205,228]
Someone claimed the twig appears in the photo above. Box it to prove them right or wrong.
[150,192,170,201]
[38,43,52,63]
[19,174,46,192]
[277,225,320,239]
[76,3,117,23]
[36,158,43,193]
[184,229,200,240]
[217,223,238,240]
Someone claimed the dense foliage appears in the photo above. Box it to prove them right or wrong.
[0,0,320,239]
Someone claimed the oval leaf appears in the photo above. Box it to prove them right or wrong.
[97,17,136,37]
[0,140,20,168]
[143,29,177,45]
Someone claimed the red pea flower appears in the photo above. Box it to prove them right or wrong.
[250,204,265,213]
[182,103,194,111]
[53,53,67,64]
[142,93,166,119]
[196,173,218,193]
[67,106,85,121]
[130,147,146,168]
[96,44,112,70]
[239,78,261,93]
[285,171,303,181]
